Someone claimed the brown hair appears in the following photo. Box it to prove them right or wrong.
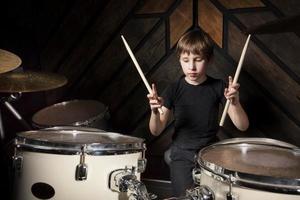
[176,29,214,61]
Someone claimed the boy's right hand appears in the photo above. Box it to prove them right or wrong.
[147,83,164,114]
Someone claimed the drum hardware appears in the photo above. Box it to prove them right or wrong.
[109,166,156,200]
[184,185,215,200]
[226,175,236,200]
[0,93,32,140]
[75,145,88,181]
[12,139,23,174]
[192,168,201,185]
[137,143,147,173]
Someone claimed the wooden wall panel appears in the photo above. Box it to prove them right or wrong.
[36,0,72,50]
[228,22,300,126]
[209,48,300,145]
[236,12,300,78]
[219,0,265,9]
[170,0,193,47]
[199,0,223,47]
[268,0,300,16]
[99,23,166,113]
[57,0,138,86]
[136,0,175,14]
[73,18,159,98]
[40,0,108,72]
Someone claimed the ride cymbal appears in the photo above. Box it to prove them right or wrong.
[0,49,22,74]
[0,71,67,93]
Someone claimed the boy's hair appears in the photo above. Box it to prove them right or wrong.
[176,29,214,61]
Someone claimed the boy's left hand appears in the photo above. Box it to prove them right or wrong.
[224,76,240,105]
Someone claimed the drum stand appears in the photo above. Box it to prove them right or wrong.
[0,93,32,140]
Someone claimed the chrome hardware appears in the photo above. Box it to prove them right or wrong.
[226,175,237,200]
[109,166,156,200]
[137,158,147,173]
[75,145,88,181]
[13,139,23,173]
[186,185,214,200]
[13,156,23,173]
[192,168,201,185]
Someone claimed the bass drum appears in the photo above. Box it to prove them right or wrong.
[12,128,148,200]
[32,100,110,130]
[194,137,300,200]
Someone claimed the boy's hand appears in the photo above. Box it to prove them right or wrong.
[147,83,164,114]
[224,76,240,105]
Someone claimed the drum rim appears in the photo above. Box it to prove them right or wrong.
[15,129,145,155]
[31,99,109,128]
[198,138,300,194]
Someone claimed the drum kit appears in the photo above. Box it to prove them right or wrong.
[1,47,299,200]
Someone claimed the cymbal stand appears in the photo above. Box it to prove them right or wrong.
[0,93,32,140]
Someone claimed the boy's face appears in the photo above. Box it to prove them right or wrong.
[179,52,207,84]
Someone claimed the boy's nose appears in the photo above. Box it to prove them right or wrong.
[188,62,196,70]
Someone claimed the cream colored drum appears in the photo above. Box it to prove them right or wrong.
[191,138,300,200]
[13,128,150,200]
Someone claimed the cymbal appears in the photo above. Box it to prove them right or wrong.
[0,49,22,74]
[0,71,68,93]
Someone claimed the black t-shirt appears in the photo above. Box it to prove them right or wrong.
[163,76,226,150]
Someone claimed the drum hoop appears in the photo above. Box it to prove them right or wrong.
[198,140,300,194]
[16,129,145,155]
[16,141,145,155]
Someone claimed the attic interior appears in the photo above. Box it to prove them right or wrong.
[0,0,300,199]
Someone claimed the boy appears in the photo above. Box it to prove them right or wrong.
[147,29,249,197]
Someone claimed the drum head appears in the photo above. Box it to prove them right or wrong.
[198,138,300,193]
[32,100,108,128]
[16,128,144,155]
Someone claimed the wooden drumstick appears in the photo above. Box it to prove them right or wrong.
[121,35,164,114]
[219,34,251,126]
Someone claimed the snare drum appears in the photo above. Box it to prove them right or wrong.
[32,100,110,130]
[194,138,300,200]
[13,128,147,200]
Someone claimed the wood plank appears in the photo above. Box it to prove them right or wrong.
[228,22,300,124]
[73,18,159,98]
[41,0,108,72]
[236,11,300,79]
[199,0,223,47]
[36,0,72,50]
[57,0,138,85]
[218,0,265,9]
[136,0,175,14]
[170,0,193,47]
[99,23,166,113]
[268,0,300,16]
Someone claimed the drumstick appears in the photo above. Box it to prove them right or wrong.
[219,34,251,126]
[121,35,164,114]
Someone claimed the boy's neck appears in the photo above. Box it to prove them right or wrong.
[184,75,207,85]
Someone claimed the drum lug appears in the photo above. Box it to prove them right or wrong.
[137,158,147,173]
[12,156,23,173]
[75,145,88,181]
[226,175,237,200]
[192,167,201,185]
